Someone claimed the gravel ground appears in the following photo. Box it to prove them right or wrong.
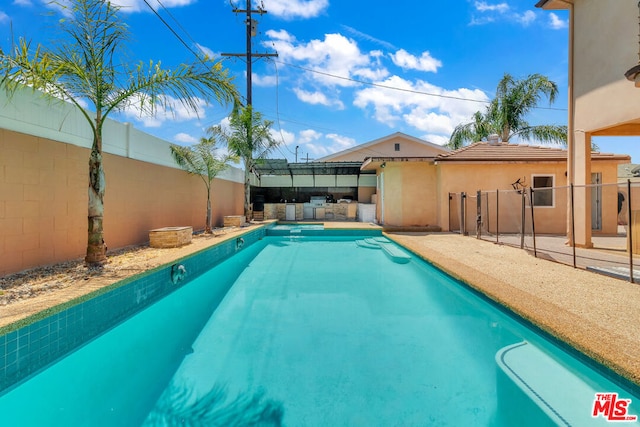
[0,227,248,328]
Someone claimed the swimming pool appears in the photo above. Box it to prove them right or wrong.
[0,229,639,425]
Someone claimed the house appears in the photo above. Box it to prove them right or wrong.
[359,139,629,234]
[316,132,448,162]
[535,0,640,247]
[249,132,448,221]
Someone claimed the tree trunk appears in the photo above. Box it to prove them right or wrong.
[85,146,107,265]
[205,191,212,233]
[244,167,251,218]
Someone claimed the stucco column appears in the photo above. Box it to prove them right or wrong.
[572,131,593,248]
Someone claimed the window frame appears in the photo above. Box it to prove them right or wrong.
[530,174,555,208]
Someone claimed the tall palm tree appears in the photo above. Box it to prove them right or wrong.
[210,106,279,218]
[0,0,239,265]
[448,73,567,149]
[170,136,236,234]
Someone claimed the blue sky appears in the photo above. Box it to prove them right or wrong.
[2,0,639,163]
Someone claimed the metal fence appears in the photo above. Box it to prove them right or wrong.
[448,180,640,283]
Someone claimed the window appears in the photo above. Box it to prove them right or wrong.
[532,175,554,207]
[394,143,400,151]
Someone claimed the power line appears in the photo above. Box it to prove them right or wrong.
[152,0,208,57]
[141,1,566,114]
[273,59,568,112]
[141,0,204,61]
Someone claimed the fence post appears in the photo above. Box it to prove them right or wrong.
[496,189,499,244]
[628,179,634,283]
[448,192,452,232]
[461,192,466,236]
[570,184,576,269]
[476,190,482,239]
[520,190,525,249]
[529,187,537,258]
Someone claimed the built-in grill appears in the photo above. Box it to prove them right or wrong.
[304,196,327,219]
[309,196,326,207]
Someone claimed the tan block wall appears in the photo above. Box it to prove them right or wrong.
[0,129,243,276]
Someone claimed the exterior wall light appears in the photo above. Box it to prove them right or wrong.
[380,162,386,168]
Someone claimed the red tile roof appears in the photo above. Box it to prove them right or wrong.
[435,142,630,162]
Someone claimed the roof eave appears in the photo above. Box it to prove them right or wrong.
[535,0,572,10]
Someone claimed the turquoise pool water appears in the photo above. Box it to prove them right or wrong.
[0,234,639,426]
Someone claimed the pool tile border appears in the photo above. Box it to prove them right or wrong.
[0,227,267,394]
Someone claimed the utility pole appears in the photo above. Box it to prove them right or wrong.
[221,0,278,106]
[295,145,299,162]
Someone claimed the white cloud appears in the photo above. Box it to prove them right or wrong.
[12,0,32,6]
[326,133,356,150]
[474,1,509,13]
[293,88,344,109]
[341,25,397,50]
[353,75,489,138]
[265,30,385,88]
[0,11,8,22]
[271,127,295,146]
[390,49,442,73]
[305,133,356,158]
[514,10,536,26]
[421,134,450,146]
[173,132,198,144]
[263,0,328,20]
[471,1,538,28]
[195,43,215,58]
[252,73,278,87]
[298,129,322,143]
[549,12,568,30]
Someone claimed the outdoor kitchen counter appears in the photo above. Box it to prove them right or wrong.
[324,202,358,220]
[261,202,357,221]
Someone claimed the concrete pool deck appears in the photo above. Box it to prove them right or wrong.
[2,220,639,389]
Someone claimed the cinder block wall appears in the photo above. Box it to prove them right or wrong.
[0,129,243,276]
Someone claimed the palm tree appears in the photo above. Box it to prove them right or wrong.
[170,135,236,234]
[210,105,279,218]
[0,0,239,265]
[448,73,567,149]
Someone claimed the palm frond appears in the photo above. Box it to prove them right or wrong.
[145,383,284,427]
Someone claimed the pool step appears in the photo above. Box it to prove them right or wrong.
[356,238,411,264]
[356,239,380,249]
[496,341,615,427]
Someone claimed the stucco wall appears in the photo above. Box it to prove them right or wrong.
[573,0,640,131]
[437,160,621,234]
[0,130,243,276]
[379,162,438,227]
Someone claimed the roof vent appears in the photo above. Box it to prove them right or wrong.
[487,134,500,145]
